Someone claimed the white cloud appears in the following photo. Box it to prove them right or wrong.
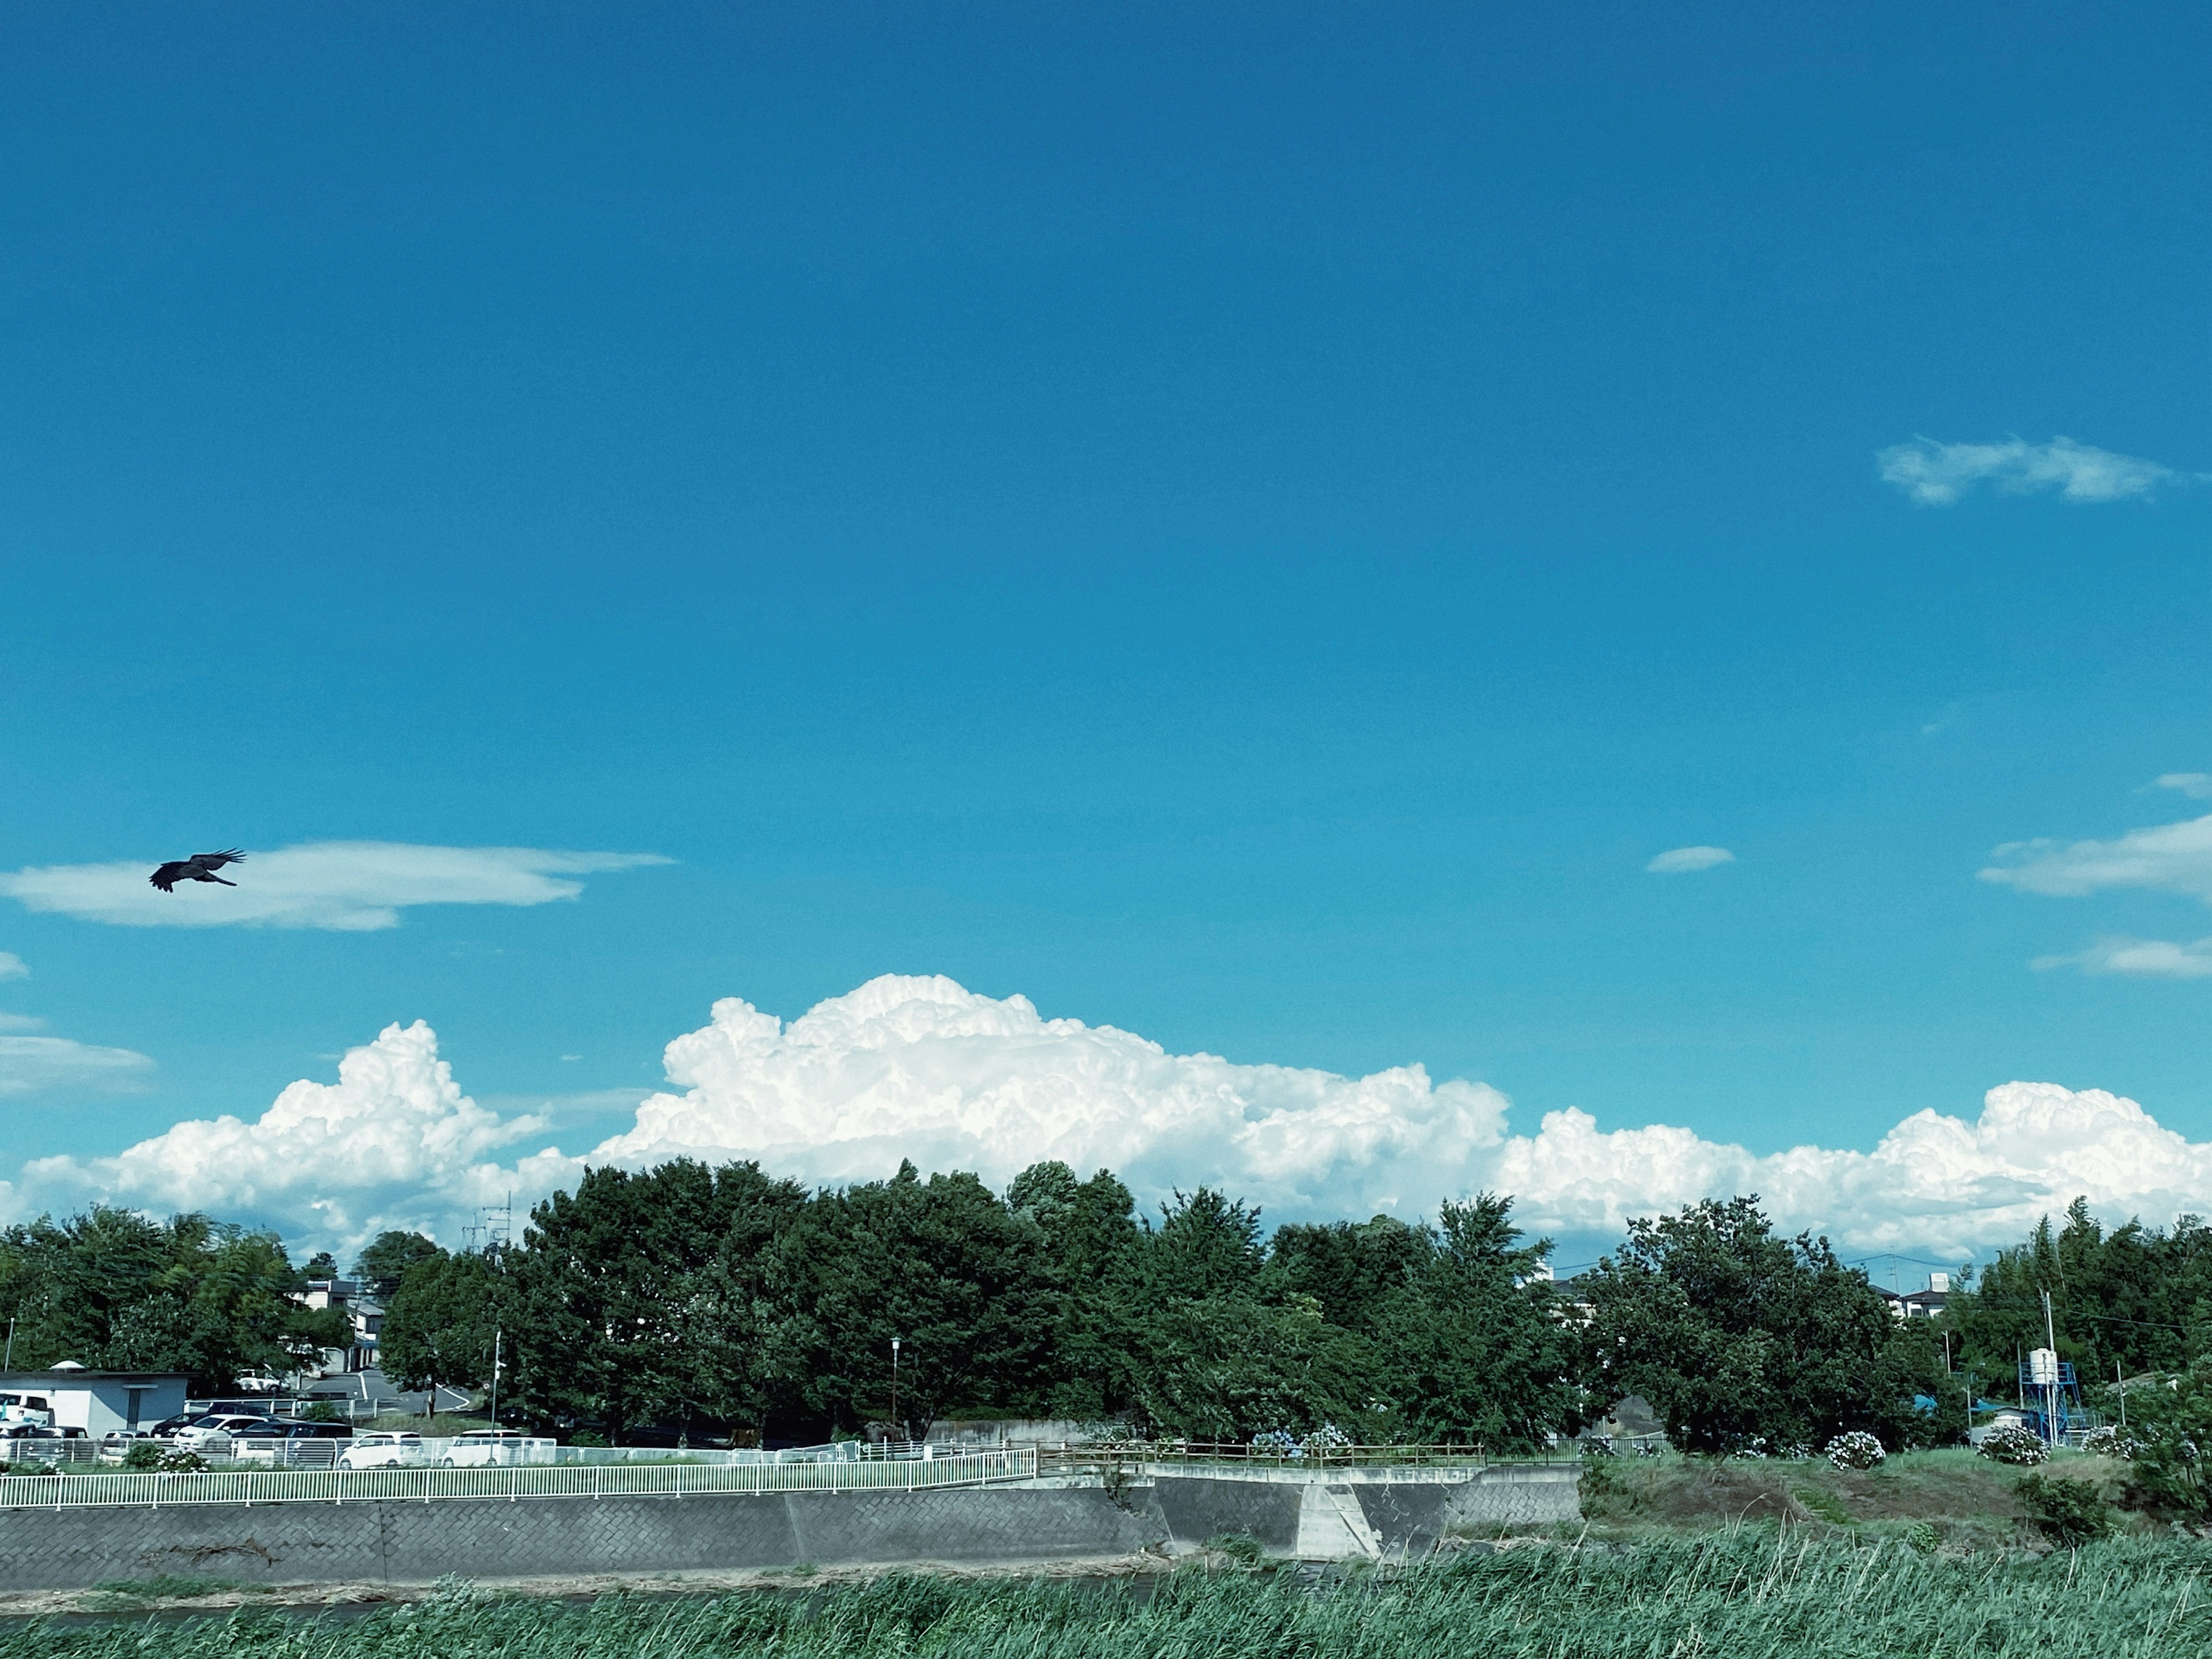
[0,842,671,931]
[591,976,1502,1218]
[2033,937,2212,979]
[0,953,25,981]
[26,1020,573,1243]
[1877,435,2194,506]
[2157,774,2212,800]
[1646,846,1734,874]
[0,1035,154,1096]
[28,975,2212,1262]
[1980,813,2212,903]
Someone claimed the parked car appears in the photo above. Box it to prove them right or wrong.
[336,1431,425,1469]
[439,1430,548,1467]
[0,1391,55,1430]
[173,1414,272,1455]
[145,1412,207,1441]
[0,1424,81,1458]
[230,1421,353,1466]
[234,1375,285,1394]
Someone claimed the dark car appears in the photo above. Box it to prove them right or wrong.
[233,1419,354,1466]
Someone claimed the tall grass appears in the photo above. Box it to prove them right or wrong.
[14,1533,2211,1658]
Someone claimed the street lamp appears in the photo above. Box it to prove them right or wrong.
[890,1338,901,1446]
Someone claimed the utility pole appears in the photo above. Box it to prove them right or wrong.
[889,1338,901,1445]
[2116,1359,2126,1430]
[2043,1289,2060,1447]
[489,1330,502,1429]
[3,1317,13,1371]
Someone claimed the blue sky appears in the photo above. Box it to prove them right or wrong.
[2,3,2208,1255]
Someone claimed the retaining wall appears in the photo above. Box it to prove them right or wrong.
[0,1487,1157,1594]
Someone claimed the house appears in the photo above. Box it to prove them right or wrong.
[0,1367,189,1438]
[1877,1273,1951,1320]
[298,1277,385,1375]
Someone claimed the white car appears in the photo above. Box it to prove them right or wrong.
[174,1414,271,1455]
[438,1430,551,1467]
[337,1431,426,1469]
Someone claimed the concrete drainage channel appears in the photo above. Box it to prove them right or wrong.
[1147,1464,1582,1561]
[0,1464,1580,1595]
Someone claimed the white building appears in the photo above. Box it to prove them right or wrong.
[297,1278,385,1375]
[0,1367,189,1438]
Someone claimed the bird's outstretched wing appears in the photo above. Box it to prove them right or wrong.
[149,861,191,892]
[190,849,247,871]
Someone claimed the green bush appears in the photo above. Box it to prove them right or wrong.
[2016,1473,2115,1547]
[120,1441,166,1471]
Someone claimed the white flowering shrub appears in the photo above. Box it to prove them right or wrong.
[1978,1423,2047,1465]
[1300,1423,1353,1453]
[2081,1425,2127,1457]
[1826,1431,1885,1470]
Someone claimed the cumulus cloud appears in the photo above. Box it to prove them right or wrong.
[2033,937,2212,979]
[1877,435,2195,506]
[2157,774,2212,800]
[28,976,2212,1262]
[0,1035,154,1096]
[592,975,1502,1217]
[1646,846,1734,874]
[27,1020,573,1242]
[0,953,25,981]
[0,842,671,931]
[1980,813,2212,904]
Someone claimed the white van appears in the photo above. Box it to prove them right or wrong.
[0,1392,54,1430]
[338,1431,425,1469]
[439,1430,553,1467]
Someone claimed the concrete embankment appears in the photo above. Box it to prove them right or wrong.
[0,1487,1154,1593]
[0,1464,1578,1592]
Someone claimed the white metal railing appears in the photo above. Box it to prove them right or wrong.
[0,1446,1036,1509]
[0,1435,908,1474]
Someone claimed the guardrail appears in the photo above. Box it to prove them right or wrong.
[0,1446,1036,1509]
[1035,1441,1498,1476]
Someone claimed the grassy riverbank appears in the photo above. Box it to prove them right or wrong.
[1573,1446,2137,1548]
[13,1534,2210,1659]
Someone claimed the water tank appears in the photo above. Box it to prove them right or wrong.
[2027,1347,2061,1385]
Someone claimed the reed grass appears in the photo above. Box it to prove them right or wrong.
[14,1533,2211,1657]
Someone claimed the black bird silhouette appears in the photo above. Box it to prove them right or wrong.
[149,849,248,892]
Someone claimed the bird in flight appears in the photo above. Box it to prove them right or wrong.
[149,849,248,892]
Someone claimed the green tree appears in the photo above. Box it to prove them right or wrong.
[0,1207,349,1391]
[380,1247,508,1412]
[1007,1161,1145,1419]
[1578,1196,1938,1455]
[1263,1215,1426,1332]
[1375,1194,1583,1449]
[1141,1188,1266,1301]
[510,1160,805,1442]
[354,1230,444,1298]
[2116,1355,2212,1520]
[760,1162,1055,1435]
[1135,1293,1374,1440]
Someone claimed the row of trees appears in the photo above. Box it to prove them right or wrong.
[38,1160,2211,1457]
[0,1208,353,1387]
[370,1159,1957,1453]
